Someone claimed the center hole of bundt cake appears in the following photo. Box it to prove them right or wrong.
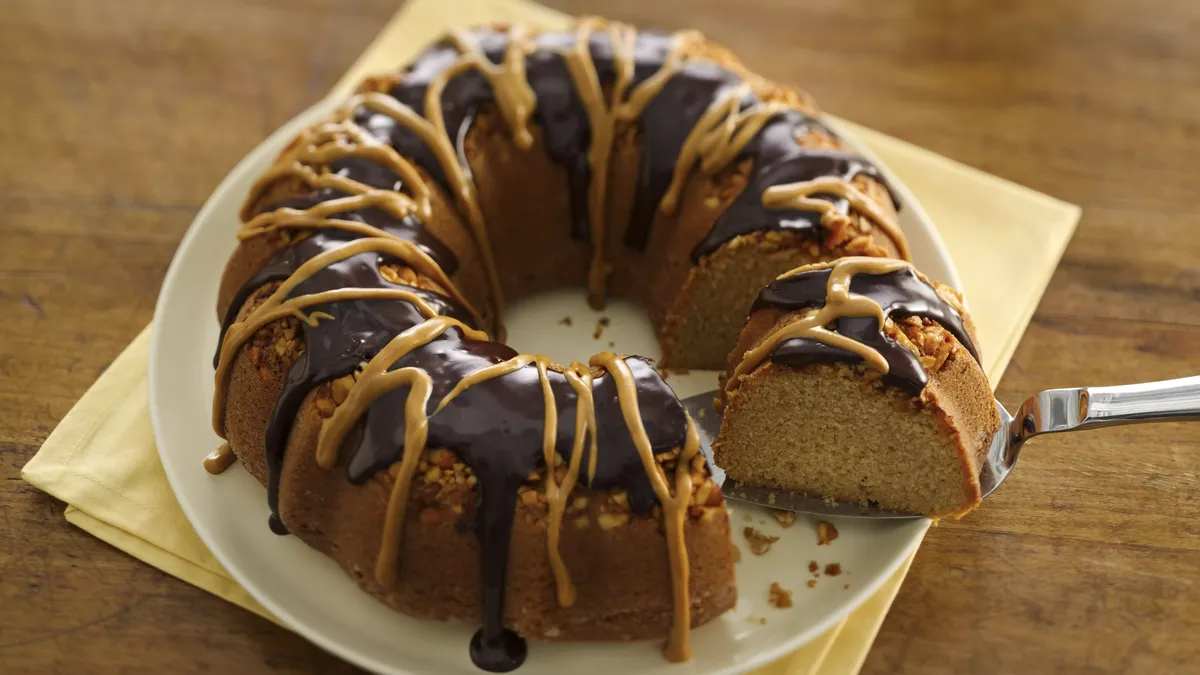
[502,288,659,364]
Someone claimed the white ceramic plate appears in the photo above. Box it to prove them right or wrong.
[150,98,951,675]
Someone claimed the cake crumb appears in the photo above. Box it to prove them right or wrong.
[767,492,777,505]
[732,545,741,563]
[743,527,779,556]
[806,579,817,589]
[808,560,819,574]
[608,341,615,348]
[592,316,610,339]
[769,582,793,608]
[557,316,573,327]
[817,520,839,545]
[824,563,842,577]
[843,584,850,590]
[746,616,767,625]
[773,509,796,528]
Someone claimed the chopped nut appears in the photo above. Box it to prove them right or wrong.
[817,520,839,545]
[610,490,628,508]
[598,512,629,530]
[329,375,353,404]
[424,467,442,483]
[769,582,793,609]
[519,489,539,506]
[429,449,455,469]
[314,396,336,417]
[743,527,780,556]
[703,485,725,507]
[571,495,588,511]
[773,510,797,528]
[806,579,817,589]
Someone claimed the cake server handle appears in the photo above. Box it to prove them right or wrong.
[1008,375,1200,452]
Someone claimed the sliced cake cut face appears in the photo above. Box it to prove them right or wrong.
[713,258,1000,519]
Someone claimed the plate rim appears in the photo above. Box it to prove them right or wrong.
[149,95,941,675]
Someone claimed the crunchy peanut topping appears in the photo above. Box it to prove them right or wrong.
[743,526,779,556]
[773,509,796,528]
[769,582,793,609]
[817,520,839,546]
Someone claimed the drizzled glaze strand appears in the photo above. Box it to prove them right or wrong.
[241,121,434,223]
[592,351,699,662]
[660,84,789,215]
[762,177,910,261]
[211,236,478,436]
[204,442,236,475]
[557,18,701,307]
[724,257,911,398]
[213,227,701,665]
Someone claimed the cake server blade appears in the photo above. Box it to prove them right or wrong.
[682,375,1200,519]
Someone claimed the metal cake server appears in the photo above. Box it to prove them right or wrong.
[683,375,1200,519]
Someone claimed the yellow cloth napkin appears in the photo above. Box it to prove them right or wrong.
[22,0,1081,672]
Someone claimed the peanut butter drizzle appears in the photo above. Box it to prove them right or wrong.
[446,26,538,150]
[312,315,488,586]
[660,84,790,215]
[242,120,434,223]
[725,257,913,398]
[762,176,911,261]
[545,363,595,607]
[432,354,538,414]
[240,191,427,241]
[590,351,699,663]
[211,237,480,436]
[204,442,237,475]
[559,19,702,307]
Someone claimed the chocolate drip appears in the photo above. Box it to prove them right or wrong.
[351,28,888,259]
[623,63,746,248]
[752,266,979,393]
[691,114,885,261]
[213,21,907,670]
[237,233,474,529]
[225,231,686,670]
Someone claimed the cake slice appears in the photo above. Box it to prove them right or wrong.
[712,258,1000,519]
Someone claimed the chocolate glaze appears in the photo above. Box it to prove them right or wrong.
[345,28,891,257]
[223,230,686,672]
[751,267,980,394]
[216,24,900,670]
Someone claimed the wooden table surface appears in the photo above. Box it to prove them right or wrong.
[2,0,1198,672]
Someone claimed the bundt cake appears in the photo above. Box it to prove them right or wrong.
[207,17,910,671]
[713,258,1000,519]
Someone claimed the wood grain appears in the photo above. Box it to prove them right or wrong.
[1,0,1197,673]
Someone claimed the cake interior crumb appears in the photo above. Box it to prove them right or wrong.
[808,560,819,574]
[592,316,610,339]
[773,509,796,528]
[557,316,573,327]
[824,562,842,577]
